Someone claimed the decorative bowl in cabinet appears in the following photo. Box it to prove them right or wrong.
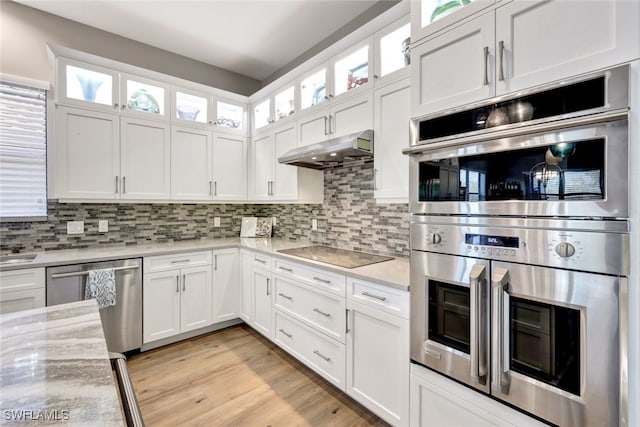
[127,89,160,114]
[177,105,200,121]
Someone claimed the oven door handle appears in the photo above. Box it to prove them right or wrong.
[491,267,511,394]
[469,264,488,384]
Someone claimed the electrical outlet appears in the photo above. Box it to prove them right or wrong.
[98,220,108,233]
[312,219,318,231]
[213,217,221,227]
[272,217,277,226]
[66,221,84,235]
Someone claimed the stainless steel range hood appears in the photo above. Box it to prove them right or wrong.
[278,129,373,169]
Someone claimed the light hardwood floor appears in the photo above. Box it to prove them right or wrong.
[128,324,388,426]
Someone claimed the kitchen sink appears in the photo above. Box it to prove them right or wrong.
[0,254,37,265]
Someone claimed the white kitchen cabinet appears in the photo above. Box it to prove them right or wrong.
[252,267,272,338]
[412,0,640,117]
[54,106,120,199]
[239,250,254,322]
[0,268,45,314]
[170,125,213,200]
[411,11,495,117]
[213,99,247,136]
[374,14,411,86]
[298,107,330,146]
[212,248,240,324]
[346,278,409,427]
[250,123,323,202]
[373,78,410,202]
[410,363,546,427]
[58,58,119,112]
[143,252,213,343]
[212,134,247,201]
[120,117,171,200]
[494,0,640,95]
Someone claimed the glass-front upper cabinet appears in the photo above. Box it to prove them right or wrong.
[121,73,169,120]
[375,16,411,82]
[253,99,271,131]
[173,89,209,125]
[59,58,119,111]
[333,38,373,97]
[411,0,493,43]
[274,86,295,122]
[300,68,328,112]
[215,100,246,135]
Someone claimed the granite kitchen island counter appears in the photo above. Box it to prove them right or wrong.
[0,300,124,426]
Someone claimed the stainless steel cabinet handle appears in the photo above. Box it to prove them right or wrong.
[498,40,505,81]
[346,308,350,334]
[214,254,218,271]
[313,276,331,284]
[278,292,292,300]
[176,275,179,293]
[491,267,511,394]
[255,258,267,264]
[323,116,329,135]
[483,46,489,86]
[313,308,331,317]
[182,274,186,291]
[278,266,293,272]
[361,291,386,301]
[328,115,334,134]
[171,259,190,264]
[313,350,331,362]
[469,264,488,385]
[115,176,119,194]
[374,169,378,191]
[214,181,217,196]
[209,181,213,196]
[266,278,270,296]
[279,328,292,338]
[122,176,126,194]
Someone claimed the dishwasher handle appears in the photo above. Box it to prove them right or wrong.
[110,352,145,427]
[50,264,140,280]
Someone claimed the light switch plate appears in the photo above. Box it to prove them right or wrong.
[67,221,84,235]
[214,217,221,227]
[312,219,318,231]
[272,217,277,226]
[98,220,108,233]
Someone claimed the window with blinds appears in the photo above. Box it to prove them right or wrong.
[0,81,47,219]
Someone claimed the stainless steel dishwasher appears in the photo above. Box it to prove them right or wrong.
[46,258,142,353]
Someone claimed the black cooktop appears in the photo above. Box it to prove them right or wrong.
[277,245,393,269]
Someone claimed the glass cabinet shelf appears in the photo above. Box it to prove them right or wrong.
[335,45,369,96]
[65,64,113,106]
[175,91,208,123]
[300,69,327,110]
[275,86,295,121]
[125,79,165,116]
[217,101,244,130]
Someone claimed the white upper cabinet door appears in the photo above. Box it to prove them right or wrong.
[274,85,296,124]
[411,11,495,117]
[55,106,120,199]
[330,91,374,138]
[333,37,374,99]
[298,107,330,146]
[212,134,247,201]
[212,248,240,324]
[299,67,330,115]
[58,58,119,112]
[495,0,640,95]
[143,270,181,343]
[214,99,247,136]
[411,0,494,45]
[273,123,299,200]
[170,126,213,200]
[253,98,272,132]
[120,73,170,121]
[251,133,274,200]
[374,15,411,86]
[172,88,210,128]
[373,78,411,202]
[180,265,213,333]
[120,117,171,200]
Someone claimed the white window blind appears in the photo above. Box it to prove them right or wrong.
[0,81,47,219]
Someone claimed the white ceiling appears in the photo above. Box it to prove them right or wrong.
[15,0,382,81]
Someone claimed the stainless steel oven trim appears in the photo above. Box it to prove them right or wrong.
[408,118,629,219]
[407,64,629,150]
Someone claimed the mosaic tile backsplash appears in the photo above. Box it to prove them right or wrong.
[0,160,410,257]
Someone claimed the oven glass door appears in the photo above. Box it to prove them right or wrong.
[490,261,621,427]
[410,250,490,393]
[409,119,628,218]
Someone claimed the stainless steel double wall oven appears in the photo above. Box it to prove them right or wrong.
[405,66,631,426]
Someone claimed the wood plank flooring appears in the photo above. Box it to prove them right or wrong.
[127,324,388,426]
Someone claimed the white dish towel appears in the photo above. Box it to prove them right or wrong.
[85,268,116,309]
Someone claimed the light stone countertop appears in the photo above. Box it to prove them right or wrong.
[0,300,124,426]
[1,238,410,291]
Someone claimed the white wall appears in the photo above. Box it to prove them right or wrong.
[0,1,260,95]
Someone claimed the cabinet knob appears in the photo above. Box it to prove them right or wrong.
[373,74,379,79]
[113,103,119,109]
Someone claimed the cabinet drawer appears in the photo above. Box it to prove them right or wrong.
[273,276,346,343]
[0,268,45,293]
[274,311,346,390]
[273,258,346,296]
[144,251,212,273]
[252,253,272,270]
[347,277,409,319]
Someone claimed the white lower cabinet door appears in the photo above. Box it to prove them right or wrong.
[274,310,346,390]
[143,270,181,343]
[212,249,239,323]
[239,251,253,322]
[347,300,409,427]
[409,363,546,427]
[120,116,171,200]
[0,268,45,314]
[170,125,213,200]
[252,268,272,337]
[179,265,213,333]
